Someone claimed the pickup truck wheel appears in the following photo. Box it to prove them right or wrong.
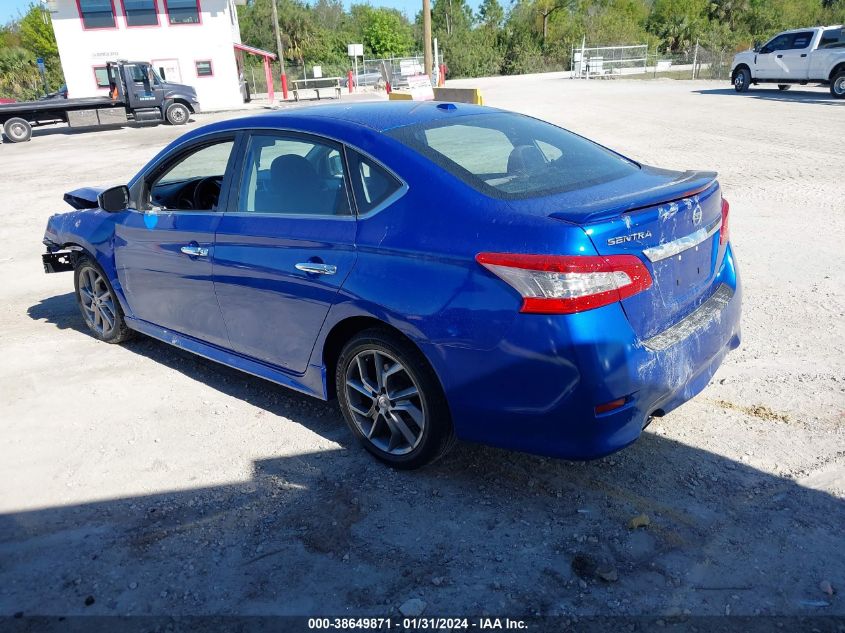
[777,84,791,91]
[832,72,845,99]
[165,102,190,125]
[733,68,751,93]
[74,257,134,344]
[3,117,32,143]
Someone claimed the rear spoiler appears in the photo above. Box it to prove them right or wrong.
[548,169,718,223]
[64,186,105,210]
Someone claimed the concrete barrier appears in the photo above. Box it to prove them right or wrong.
[433,87,483,105]
[387,87,484,104]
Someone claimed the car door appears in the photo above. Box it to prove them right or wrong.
[212,131,357,374]
[755,33,793,79]
[122,62,165,110]
[114,134,238,348]
[779,31,815,80]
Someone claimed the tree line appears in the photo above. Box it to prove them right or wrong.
[1,0,844,100]
[237,0,845,78]
[1,5,63,100]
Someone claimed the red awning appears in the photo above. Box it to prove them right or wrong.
[234,43,276,60]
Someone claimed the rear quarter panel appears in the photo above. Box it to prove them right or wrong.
[313,131,598,392]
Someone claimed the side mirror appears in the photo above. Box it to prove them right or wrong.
[98,185,130,212]
[753,41,761,52]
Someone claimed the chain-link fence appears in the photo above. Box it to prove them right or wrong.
[241,60,351,95]
[240,55,435,95]
[570,45,648,78]
[567,42,733,81]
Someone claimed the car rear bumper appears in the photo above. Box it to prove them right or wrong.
[423,244,742,460]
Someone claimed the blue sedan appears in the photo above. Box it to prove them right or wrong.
[42,102,741,468]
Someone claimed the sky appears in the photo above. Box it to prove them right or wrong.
[1,0,483,24]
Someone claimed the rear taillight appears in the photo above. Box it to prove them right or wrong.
[475,253,652,315]
[720,197,730,246]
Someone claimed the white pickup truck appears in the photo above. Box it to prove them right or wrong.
[730,25,845,98]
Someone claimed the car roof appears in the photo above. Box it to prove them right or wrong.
[206,101,499,135]
[777,25,842,34]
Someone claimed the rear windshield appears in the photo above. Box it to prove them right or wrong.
[386,112,638,199]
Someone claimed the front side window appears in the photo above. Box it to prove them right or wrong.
[78,0,116,29]
[149,140,234,211]
[166,0,200,24]
[126,64,148,83]
[123,0,158,26]
[762,34,792,53]
[789,31,814,49]
[387,113,638,199]
[237,134,351,216]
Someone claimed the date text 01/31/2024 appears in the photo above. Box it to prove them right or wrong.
[307,617,528,630]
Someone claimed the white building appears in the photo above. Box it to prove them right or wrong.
[47,0,265,110]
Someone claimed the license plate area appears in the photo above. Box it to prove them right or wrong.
[652,239,714,306]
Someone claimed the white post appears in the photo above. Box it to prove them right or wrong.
[692,39,699,80]
[580,36,586,79]
[354,56,358,92]
[434,37,439,80]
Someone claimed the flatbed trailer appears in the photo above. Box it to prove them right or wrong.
[0,60,200,143]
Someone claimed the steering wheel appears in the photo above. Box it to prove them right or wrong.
[193,176,221,210]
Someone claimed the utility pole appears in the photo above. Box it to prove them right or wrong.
[270,0,288,100]
[423,0,432,79]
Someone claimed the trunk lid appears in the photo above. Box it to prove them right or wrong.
[582,177,724,340]
[504,165,725,339]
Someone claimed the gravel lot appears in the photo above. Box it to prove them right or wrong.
[1,76,843,619]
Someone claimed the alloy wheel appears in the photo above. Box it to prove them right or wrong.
[835,77,845,96]
[78,267,117,335]
[344,349,426,456]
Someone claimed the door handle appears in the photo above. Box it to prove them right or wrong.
[180,245,208,257]
[800,53,807,57]
[776,54,783,58]
[295,262,337,275]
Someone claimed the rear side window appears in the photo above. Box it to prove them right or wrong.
[820,28,844,48]
[387,112,637,199]
[237,134,351,216]
[789,31,814,49]
[348,151,402,214]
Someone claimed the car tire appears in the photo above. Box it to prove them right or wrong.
[3,117,32,143]
[336,328,456,469]
[777,84,791,91]
[74,256,134,344]
[831,71,845,99]
[733,67,751,93]
[165,102,190,125]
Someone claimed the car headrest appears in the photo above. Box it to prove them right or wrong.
[270,154,319,189]
[507,144,546,175]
